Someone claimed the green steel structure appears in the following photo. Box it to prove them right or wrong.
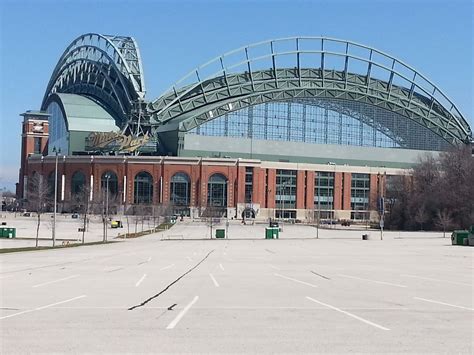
[41,34,473,161]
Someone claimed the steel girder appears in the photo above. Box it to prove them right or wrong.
[41,33,146,128]
[149,37,472,147]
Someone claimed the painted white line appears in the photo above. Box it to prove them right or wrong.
[166,296,199,329]
[186,257,193,262]
[0,275,14,280]
[32,275,80,288]
[269,264,280,270]
[0,295,87,320]
[401,274,471,287]
[414,297,473,311]
[135,274,147,287]
[274,273,317,288]
[306,296,390,331]
[338,274,407,288]
[147,257,152,262]
[219,263,225,271]
[209,273,219,287]
[160,264,175,271]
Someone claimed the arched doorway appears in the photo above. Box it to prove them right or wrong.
[207,173,228,207]
[134,171,153,204]
[170,172,191,217]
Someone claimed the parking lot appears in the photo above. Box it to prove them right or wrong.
[0,221,472,353]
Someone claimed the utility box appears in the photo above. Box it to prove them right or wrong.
[451,230,469,245]
[215,229,225,238]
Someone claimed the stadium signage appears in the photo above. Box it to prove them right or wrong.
[86,131,150,152]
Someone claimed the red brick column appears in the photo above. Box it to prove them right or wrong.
[334,172,343,210]
[296,170,306,209]
[305,171,315,210]
[342,172,352,210]
[253,167,265,206]
[266,169,276,209]
[369,174,379,211]
[236,166,246,204]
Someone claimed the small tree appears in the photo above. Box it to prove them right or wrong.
[414,205,428,231]
[71,186,91,244]
[435,209,453,238]
[28,174,51,247]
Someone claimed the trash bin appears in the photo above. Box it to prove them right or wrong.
[6,228,16,238]
[451,230,469,245]
[273,227,279,239]
[215,229,225,239]
[362,234,368,240]
[265,227,274,239]
[0,227,4,238]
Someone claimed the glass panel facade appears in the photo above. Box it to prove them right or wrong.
[34,137,42,154]
[207,174,227,207]
[189,99,451,151]
[46,101,69,155]
[314,172,334,210]
[351,173,370,211]
[276,169,297,209]
[134,172,153,204]
[170,173,190,206]
[71,171,86,197]
[244,167,253,203]
[101,172,118,198]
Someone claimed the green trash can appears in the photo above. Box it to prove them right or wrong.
[265,227,274,239]
[6,228,15,238]
[215,229,225,239]
[0,227,5,238]
[273,227,279,239]
[452,230,469,245]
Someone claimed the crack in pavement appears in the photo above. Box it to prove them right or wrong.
[128,249,215,311]
[311,270,331,280]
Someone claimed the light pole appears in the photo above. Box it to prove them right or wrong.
[316,174,320,239]
[52,147,61,247]
[105,173,110,243]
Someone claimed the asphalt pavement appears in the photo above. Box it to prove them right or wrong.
[0,221,472,354]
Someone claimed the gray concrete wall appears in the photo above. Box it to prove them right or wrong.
[182,134,440,168]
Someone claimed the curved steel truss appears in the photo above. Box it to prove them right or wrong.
[149,37,472,147]
[41,33,146,129]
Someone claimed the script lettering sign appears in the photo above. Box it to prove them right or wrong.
[86,132,150,152]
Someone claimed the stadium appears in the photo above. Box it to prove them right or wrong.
[18,33,473,222]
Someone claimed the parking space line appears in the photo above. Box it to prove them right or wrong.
[274,273,317,288]
[219,264,225,271]
[166,296,199,329]
[160,264,175,271]
[147,257,152,262]
[0,295,87,320]
[209,273,219,287]
[338,274,407,288]
[306,296,390,331]
[32,275,80,288]
[401,274,471,287]
[414,297,473,311]
[186,257,193,262]
[269,264,280,270]
[135,274,147,287]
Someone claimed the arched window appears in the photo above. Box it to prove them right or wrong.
[47,171,60,198]
[71,171,86,197]
[170,172,190,206]
[208,173,227,207]
[101,171,118,198]
[134,172,153,204]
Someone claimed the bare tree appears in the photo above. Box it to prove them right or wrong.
[71,186,91,244]
[435,209,453,238]
[414,205,428,231]
[27,174,51,247]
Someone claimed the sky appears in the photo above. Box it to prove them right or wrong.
[0,0,472,191]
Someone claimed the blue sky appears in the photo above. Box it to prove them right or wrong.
[0,0,472,191]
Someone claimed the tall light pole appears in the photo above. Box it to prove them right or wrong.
[105,173,110,243]
[52,147,60,247]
